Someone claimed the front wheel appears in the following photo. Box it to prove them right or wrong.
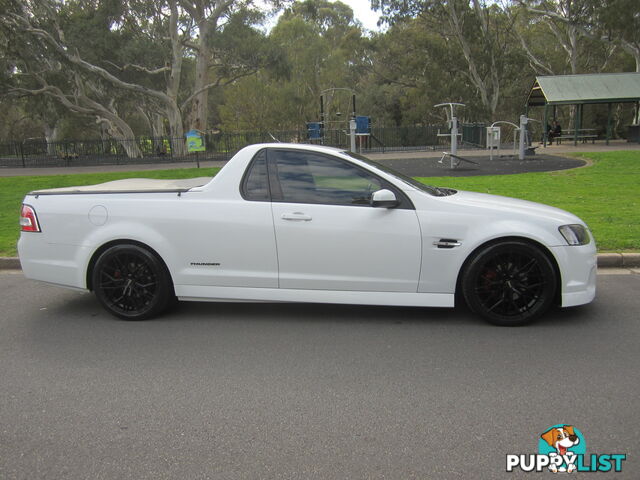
[462,241,557,326]
[92,244,174,320]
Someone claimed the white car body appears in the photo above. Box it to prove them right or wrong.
[18,143,596,323]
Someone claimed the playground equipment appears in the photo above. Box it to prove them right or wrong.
[435,102,465,155]
[518,115,541,160]
[486,116,540,160]
[320,88,357,152]
[487,121,519,160]
[307,88,378,152]
[435,102,479,169]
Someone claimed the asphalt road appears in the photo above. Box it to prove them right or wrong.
[1,272,638,479]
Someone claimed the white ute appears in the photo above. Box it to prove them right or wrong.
[18,143,597,325]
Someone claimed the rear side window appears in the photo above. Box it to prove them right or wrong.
[241,150,270,201]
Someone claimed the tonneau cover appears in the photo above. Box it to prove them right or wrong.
[30,177,211,195]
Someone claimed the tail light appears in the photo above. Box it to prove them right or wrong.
[20,204,41,232]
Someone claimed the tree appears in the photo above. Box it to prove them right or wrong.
[516,0,608,75]
[1,0,279,155]
[1,0,150,155]
[594,0,640,72]
[372,0,522,119]
[358,21,469,125]
[220,0,364,131]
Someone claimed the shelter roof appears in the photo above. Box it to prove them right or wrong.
[527,73,640,106]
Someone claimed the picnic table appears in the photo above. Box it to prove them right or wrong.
[556,128,598,144]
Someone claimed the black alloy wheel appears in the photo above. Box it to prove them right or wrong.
[92,244,174,320]
[462,241,557,326]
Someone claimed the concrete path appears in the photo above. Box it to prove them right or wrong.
[366,139,640,161]
[1,140,637,177]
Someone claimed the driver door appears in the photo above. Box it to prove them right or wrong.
[268,148,422,292]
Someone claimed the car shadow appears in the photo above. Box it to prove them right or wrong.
[41,292,480,327]
[38,291,595,330]
[166,300,479,327]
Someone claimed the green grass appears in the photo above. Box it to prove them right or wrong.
[0,167,220,257]
[1,150,638,256]
[415,150,640,251]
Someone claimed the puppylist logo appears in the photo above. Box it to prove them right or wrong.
[506,424,627,473]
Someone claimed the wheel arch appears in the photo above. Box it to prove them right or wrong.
[454,236,562,306]
[85,239,173,291]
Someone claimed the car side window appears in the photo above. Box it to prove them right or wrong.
[241,150,269,201]
[271,150,383,206]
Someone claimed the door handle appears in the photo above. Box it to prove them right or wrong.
[281,212,312,222]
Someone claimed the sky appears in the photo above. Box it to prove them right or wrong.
[340,0,383,31]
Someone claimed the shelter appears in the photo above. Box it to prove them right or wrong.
[526,73,640,145]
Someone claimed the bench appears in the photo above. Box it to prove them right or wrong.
[438,152,479,169]
[557,135,597,145]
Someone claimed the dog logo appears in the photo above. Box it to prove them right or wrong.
[539,425,582,473]
[506,424,626,473]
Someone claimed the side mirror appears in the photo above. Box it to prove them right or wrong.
[371,189,399,208]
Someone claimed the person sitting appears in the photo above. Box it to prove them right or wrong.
[548,120,562,144]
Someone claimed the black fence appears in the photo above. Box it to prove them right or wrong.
[0,124,486,168]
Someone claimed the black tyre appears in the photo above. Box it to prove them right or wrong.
[92,244,174,320]
[462,241,557,326]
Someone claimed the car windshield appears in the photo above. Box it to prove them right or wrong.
[343,151,447,196]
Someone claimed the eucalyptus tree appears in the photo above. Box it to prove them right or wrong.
[220,0,364,130]
[359,18,472,125]
[592,0,640,72]
[371,0,522,119]
[1,0,280,156]
[514,0,621,75]
[1,0,174,155]
[1,0,150,156]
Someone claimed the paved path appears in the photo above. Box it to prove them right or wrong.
[1,271,638,479]
[367,139,640,161]
[1,140,637,177]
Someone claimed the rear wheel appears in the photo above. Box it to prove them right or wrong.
[92,244,174,320]
[462,241,557,326]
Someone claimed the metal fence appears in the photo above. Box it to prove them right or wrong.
[0,124,486,168]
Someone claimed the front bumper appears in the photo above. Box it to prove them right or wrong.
[551,242,597,308]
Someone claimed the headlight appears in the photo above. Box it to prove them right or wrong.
[559,224,590,246]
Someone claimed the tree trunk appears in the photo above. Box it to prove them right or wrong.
[164,0,186,154]
[43,122,59,155]
[106,115,143,158]
[152,113,166,152]
[166,106,186,156]
[447,1,500,117]
[188,14,213,132]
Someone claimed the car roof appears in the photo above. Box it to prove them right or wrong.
[245,143,345,154]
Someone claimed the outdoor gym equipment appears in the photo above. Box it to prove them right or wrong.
[486,116,539,160]
[435,102,465,156]
[438,152,480,170]
[320,88,357,152]
[487,121,519,160]
[518,115,541,160]
[435,102,478,169]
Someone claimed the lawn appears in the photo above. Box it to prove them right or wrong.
[1,150,638,256]
[415,150,640,252]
